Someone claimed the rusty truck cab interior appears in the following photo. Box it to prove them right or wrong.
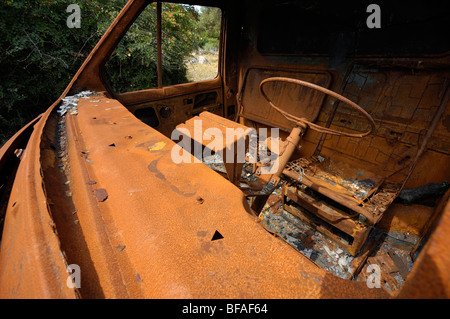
[1,0,449,299]
[100,0,449,293]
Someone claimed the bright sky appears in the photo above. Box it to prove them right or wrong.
[194,5,204,13]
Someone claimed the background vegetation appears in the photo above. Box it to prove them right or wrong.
[0,1,221,145]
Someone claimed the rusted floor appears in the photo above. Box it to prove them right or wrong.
[258,182,429,292]
[190,113,438,294]
[203,155,421,292]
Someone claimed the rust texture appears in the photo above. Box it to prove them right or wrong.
[0,0,449,299]
[0,93,390,298]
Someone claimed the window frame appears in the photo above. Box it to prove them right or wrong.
[102,1,224,96]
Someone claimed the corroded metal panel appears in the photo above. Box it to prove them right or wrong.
[239,68,332,130]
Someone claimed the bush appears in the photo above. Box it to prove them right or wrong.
[0,0,111,145]
[0,1,203,145]
[105,3,202,92]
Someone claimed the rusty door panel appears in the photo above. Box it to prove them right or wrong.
[0,109,78,299]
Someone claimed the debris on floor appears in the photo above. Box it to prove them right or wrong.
[200,146,421,292]
[258,182,420,292]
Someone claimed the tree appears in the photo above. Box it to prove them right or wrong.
[0,0,112,144]
[197,6,221,52]
[0,1,202,144]
[105,2,202,92]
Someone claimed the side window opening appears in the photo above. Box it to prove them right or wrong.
[104,2,221,94]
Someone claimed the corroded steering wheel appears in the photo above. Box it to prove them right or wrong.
[260,77,376,138]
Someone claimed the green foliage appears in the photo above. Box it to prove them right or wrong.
[0,0,112,144]
[197,7,221,52]
[0,1,220,145]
